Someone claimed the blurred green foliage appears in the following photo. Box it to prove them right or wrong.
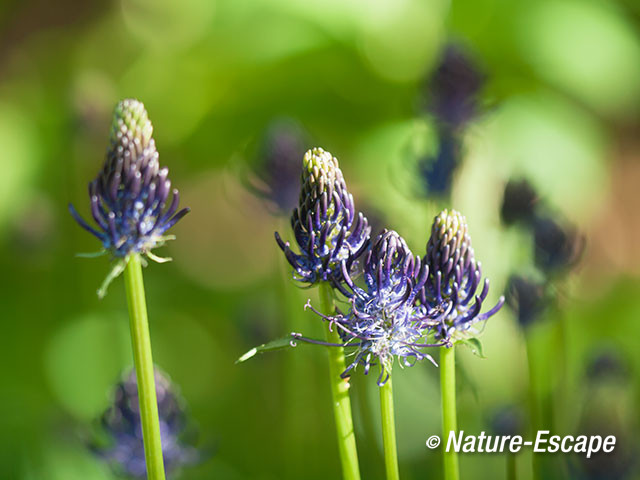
[0,0,639,479]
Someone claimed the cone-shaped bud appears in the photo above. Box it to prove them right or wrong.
[275,147,370,285]
[69,99,189,259]
[421,209,504,343]
[91,368,199,478]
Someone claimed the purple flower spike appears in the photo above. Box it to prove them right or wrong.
[275,147,371,285]
[420,209,504,344]
[69,99,189,260]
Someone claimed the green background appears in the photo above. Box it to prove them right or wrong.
[1,0,639,478]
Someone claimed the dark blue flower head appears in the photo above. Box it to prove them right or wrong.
[306,230,440,386]
[69,99,189,261]
[417,126,461,198]
[92,368,199,479]
[356,230,425,308]
[586,350,629,384]
[504,274,548,329]
[420,209,504,344]
[533,215,584,274]
[275,147,370,285]
[425,44,485,129]
[500,178,539,226]
[489,405,524,437]
[252,118,307,213]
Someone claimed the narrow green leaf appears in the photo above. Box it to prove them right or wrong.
[236,335,296,364]
[460,337,486,358]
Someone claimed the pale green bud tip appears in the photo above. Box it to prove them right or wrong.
[109,98,153,149]
[434,209,466,235]
[301,147,342,194]
[431,208,469,253]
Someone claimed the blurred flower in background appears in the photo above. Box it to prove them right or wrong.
[573,350,637,480]
[246,118,309,215]
[91,368,200,479]
[501,177,584,329]
[416,127,461,198]
[413,43,486,199]
[500,178,539,227]
[532,215,584,275]
[489,405,525,438]
[505,274,549,329]
[422,44,486,130]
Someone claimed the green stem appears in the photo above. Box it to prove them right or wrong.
[124,254,166,480]
[524,334,540,480]
[507,454,517,480]
[319,282,361,480]
[354,374,380,466]
[554,315,568,431]
[441,346,459,480]
[380,372,400,480]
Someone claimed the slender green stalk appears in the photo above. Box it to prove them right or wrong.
[440,346,459,480]
[354,374,380,466]
[124,254,166,480]
[319,281,361,480]
[379,372,400,480]
[554,315,568,430]
[524,334,540,479]
[507,454,517,480]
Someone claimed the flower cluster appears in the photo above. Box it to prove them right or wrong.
[91,368,199,479]
[296,208,503,384]
[69,99,189,261]
[275,147,370,285]
[274,147,504,384]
